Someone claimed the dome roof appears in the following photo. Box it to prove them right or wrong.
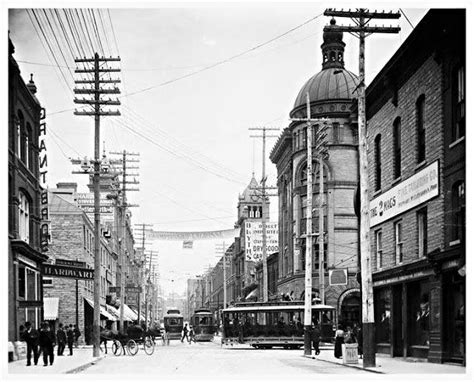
[293,68,358,109]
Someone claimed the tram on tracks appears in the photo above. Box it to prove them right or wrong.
[163,308,184,341]
[222,301,336,349]
[190,308,216,341]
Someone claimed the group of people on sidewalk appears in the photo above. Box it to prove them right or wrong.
[180,323,196,344]
[334,324,363,359]
[20,321,81,367]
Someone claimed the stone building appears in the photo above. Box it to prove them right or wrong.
[270,19,360,326]
[365,9,465,364]
[8,37,49,343]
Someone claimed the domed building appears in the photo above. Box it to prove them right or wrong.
[270,19,361,327]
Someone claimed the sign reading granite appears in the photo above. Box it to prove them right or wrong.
[244,221,279,261]
[369,160,439,227]
[42,264,94,280]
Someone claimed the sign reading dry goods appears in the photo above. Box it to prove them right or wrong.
[43,264,94,280]
[369,160,439,227]
[244,221,279,261]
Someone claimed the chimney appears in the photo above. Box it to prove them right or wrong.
[26,73,37,95]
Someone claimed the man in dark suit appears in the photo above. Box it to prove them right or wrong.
[23,321,39,366]
[56,323,66,356]
[38,322,56,366]
[66,325,75,356]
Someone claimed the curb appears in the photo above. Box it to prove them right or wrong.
[65,355,105,374]
[303,354,384,374]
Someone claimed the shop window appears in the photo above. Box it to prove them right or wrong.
[416,95,426,163]
[18,265,26,299]
[393,118,401,179]
[375,288,391,343]
[26,269,36,300]
[376,230,383,269]
[452,181,465,242]
[452,65,465,142]
[18,191,30,242]
[408,281,430,347]
[374,135,382,191]
[395,221,403,264]
[417,208,428,257]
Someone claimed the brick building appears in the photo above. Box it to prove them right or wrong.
[8,37,49,343]
[365,9,465,364]
[269,19,360,326]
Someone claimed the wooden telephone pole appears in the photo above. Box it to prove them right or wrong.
[249,127,279,302]
[291,93,329,356]
[323,8,400,368]
[74,53,120,357]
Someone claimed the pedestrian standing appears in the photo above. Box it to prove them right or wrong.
[73,324,81,348]
[23,321,40,366]
[56,323,66,356]
[355,323,363,358]
[38,322,56,366]
[66,325,74,356]
[188,326,196,344]
[334,324,345,359]
[181,323,189,343]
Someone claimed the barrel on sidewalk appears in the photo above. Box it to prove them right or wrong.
[342,343,358,364]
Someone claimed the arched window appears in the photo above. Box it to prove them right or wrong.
[452,65,465,141]
[18,191,30,242]
[393,118,401,179]
[374,134,382,191]
[416,95,426,163]
[452,181,465,242]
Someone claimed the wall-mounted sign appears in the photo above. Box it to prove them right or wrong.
[42,264,94,280]
[329,268,348,286]
[55,258,86,267]
[369,160,439,227]
[75,192,115,223]
[244,221,279,261]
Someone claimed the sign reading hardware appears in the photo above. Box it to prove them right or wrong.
[369,160,439,227]
[43,264,94,280]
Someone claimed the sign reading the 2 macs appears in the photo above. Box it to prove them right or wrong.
[369,160,439,227]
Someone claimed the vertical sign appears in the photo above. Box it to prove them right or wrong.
[39,108,50,252]
[245,221,279,261]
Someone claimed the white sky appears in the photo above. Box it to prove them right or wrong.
[4,1,470,296]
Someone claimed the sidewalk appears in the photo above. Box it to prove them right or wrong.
[306,344,466,374]
[7,346,104,375]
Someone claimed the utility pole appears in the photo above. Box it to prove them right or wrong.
[249,127,279,302]
[110,150,140,333]
[143,250,157,330]
[323,8,400,368]
[291,93,329,356]
[134,223,152,325]
[73,53,120,357]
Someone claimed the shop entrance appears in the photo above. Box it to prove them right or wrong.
[443,272,465,363]
[392,285,403,357]
[339,291,360,328]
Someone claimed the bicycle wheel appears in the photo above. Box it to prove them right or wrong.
[112,340,122,356]
[144,338,155,355]
[127,339,138,356]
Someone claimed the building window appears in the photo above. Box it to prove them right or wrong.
[395,221,403,264]
[18,191,30,242]
[333,122,340,143]
[26,123,33,170]
[17,111,24,156]
[393,118,401,179]
[293,132,297,150]
[83,225,87,249]
[452,181,465,242]
[374,134,382,191]
[417,208,428,257]
[376,230,383,269]
[453,66,465,141]
[375,288,391,344]
[416,95,426,163]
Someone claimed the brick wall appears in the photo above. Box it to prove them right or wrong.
[367,55,446,273]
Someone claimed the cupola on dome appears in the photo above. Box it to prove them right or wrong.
[292,18,358,110]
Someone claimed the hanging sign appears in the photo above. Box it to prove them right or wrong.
[42,264,94,280]
[244,221,279,261]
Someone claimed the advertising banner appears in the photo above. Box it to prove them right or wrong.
[369,160,439,227]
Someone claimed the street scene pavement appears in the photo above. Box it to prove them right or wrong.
[8,339,466,378]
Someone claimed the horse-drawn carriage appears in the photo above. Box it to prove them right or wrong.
[100,326,155,356]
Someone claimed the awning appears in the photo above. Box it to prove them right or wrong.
[43,297,59,320]
[84,298,116,321]
[122,304,138,322]
[130,307,145,322]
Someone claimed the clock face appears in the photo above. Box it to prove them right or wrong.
[250,193,260,202]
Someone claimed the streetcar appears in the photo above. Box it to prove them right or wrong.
[222,301,336,349]
[163,308,184,340]
[190,308,216,341]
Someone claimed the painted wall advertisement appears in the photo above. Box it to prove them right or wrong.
[75,192,115,223]
[369,160,439,227]
[244,221,279,261]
